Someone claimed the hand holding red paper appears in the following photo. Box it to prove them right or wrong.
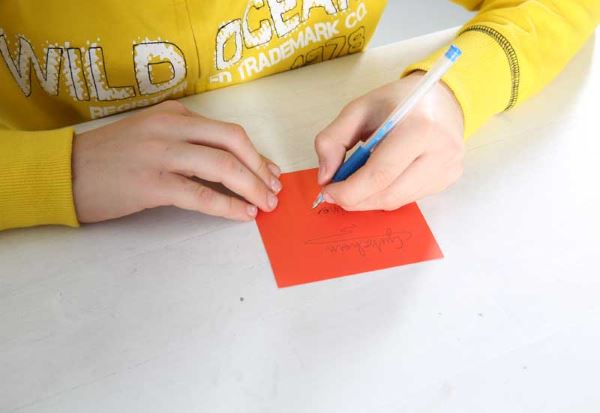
[72,101,282,223]
[315,72,465,211]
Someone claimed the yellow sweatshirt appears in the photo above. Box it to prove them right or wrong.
[0,0,598,230]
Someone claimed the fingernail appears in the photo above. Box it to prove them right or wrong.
[267,193,278,210]
[247,205,258,217]
[324,193,335,204]
[271,177,282,194]
[268,163,281,177]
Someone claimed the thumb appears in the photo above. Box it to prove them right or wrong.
[314,101,372,185]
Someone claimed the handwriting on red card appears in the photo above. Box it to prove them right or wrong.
[256,168,443,287]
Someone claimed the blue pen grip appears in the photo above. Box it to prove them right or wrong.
[332,146,371,182]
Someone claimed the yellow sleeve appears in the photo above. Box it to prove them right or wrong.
[0,127,79,231]
[404,0,600,137]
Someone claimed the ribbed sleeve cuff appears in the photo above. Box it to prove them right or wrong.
[0,127,79,230]
[402,28,514,138]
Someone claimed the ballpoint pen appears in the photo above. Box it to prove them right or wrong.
[312,44,462,209]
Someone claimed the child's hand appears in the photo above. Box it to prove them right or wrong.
[314,72,465,211]
[72,101,282,223]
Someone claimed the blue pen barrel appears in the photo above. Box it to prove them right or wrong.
[332,146,371,182]
[313,44,461,207]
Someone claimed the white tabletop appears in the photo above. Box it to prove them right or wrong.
[2,28,600,413]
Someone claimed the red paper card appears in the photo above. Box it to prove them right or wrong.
[256,168,443,287]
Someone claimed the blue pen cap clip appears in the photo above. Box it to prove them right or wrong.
[445,45,462,63]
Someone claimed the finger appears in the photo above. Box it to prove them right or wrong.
[323,120,426,209]
[314,101,374,185]
[157,114,282,194]
[180,109,281,178]
[262,155,281,177]
[160,173,258,221]
[347,155,436,211]
[164,142,278,212]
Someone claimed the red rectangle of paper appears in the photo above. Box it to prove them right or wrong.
[256,168,443,287]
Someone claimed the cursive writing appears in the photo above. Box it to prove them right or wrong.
[316,204,349,216]
[305,225,412,257]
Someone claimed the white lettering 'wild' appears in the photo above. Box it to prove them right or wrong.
[0,28,188,102]
[0,34,63,97]
[86,46,136,101]
[133,42,187,96]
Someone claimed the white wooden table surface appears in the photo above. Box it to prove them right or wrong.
[2,28,599,413]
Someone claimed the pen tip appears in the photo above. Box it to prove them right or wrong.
[312,194,324,209]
